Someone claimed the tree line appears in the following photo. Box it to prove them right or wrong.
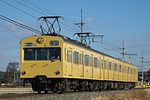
[0,62,20,85]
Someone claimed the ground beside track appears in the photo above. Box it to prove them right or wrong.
[0,87,150,100]
[0,87,33,95]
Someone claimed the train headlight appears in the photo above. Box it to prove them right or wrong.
[36,38,44,44]
[21,71,26,75]
[54,70,60,75]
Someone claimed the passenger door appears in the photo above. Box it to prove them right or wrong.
[66,48,73,76]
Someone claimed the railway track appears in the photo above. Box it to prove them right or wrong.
[0,87,149,100]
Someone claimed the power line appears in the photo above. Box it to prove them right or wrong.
[28,0,57,15]
[139,51,150,85]
[14,0,47,15]
[94,42,120,57]
[0,0,37,18]
[28,0,78,23]
[22,0,78,33]
[0,0,79,34]
[0,15,41,34]
[61,22,78,33]
[119,40,137,60]
[23,0,79,28]
[13,0,103,37]
[28,0,74,21]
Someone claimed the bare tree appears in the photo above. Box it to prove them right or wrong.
[4,62,19,83]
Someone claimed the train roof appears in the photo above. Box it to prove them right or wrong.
[57,34,135,66]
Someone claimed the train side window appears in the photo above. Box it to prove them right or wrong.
[89,56,93,67]
[125,67,127,73]
[67,50,72,62]
[121,65,123,72]
[112,62,114,70]
[126,67,128,73]
[114,63,117,71]
[104,60,106,69]
[84,54,89,66]
[106,61,109,69]
[119,65,121,72]
[73,51,79,64]
[131,68,133,74]
[79,53,83,65]
[123,66,125,73]
[134,69,136,74]
[127,67,130,73]
[99,59,104,69]
[109,62,112,70]
[94,57,98,67]
[98,59,103,68]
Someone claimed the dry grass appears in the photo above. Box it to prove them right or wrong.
[95,89,150,100]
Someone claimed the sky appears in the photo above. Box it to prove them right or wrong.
[0,0,150,71]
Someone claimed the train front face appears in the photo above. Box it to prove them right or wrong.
[20,35,63,80]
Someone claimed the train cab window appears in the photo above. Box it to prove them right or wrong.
[24,48,61,61]
[37,48,48,60]
[94,57,98,67]
[24,48,35,60]
[49,48,61,60]
[84,55,89,66]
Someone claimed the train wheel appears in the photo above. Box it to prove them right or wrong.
[52,88,57,93]
[57,84,65,93]
[88,83,93,92]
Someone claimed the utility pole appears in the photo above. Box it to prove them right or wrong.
[139,51,150,86]
[74,9,85,33]
[74,9,85,43]
[119,40,137,60]
[74,9,104,46]
[141,51,144,85]
[119,40,125,60]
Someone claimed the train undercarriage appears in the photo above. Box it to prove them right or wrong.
[25,76,136,94]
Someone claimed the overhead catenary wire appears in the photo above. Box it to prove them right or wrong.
[0,0,78,35]
[0,0,37,18]
[27,0,78,23]
[0,15,41,34]
[3,0,98,36]
[14,0,47,15]
[14,0,79,33]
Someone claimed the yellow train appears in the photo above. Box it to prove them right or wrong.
[20,34,138,93]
